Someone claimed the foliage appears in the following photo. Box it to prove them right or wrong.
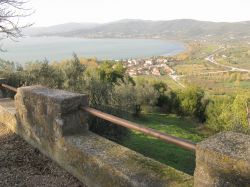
[59,54,86,92]
[1,55,249,141]
[159,91,181,114]
[112,80,138,115]
[153,85,207,122]
[206,94,250,133]
[0,57,132,141]
[134,78,159,107]
[0,59,25,89]
[24,60,64,88]
[97,61,126,84]
[177,86,207,121]
[84,65,160,140]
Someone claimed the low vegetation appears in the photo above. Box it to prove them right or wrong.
[1,55,249,134]
[122,113,207,174]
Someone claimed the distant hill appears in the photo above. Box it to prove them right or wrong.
[23,22,100,36]
[24,19,250,40]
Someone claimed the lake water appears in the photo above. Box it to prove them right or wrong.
[0,37,185,63]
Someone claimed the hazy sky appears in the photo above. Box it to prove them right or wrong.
[26,0,250,26]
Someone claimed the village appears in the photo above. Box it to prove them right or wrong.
[121,57,175,76]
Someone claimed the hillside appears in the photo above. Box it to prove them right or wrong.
[25,19,250,40]
[23,22,99,36]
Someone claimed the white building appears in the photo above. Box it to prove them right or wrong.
[152,68,161,76]
[145,60,153,65]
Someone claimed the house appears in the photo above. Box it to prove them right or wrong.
[145,60,153,65]
[132,59,138,65]
[152,68,161,76]
[128,69,137,76]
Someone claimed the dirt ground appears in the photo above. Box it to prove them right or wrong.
[0,123,85,187]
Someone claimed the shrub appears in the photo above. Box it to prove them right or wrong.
[206,94,250,133]
[177,86,206,121]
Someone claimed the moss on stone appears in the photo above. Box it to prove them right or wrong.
[195,132,250,186]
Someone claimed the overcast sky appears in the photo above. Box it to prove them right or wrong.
[26,0,250,27]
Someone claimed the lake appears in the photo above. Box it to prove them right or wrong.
[0,37,185,63]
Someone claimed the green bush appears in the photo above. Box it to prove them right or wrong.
[177,86,207,122]
[206,94,250,133]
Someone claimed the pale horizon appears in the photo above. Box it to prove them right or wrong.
[25,0,250,27]
[30,18,250,28]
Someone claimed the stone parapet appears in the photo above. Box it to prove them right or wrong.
[11,86,193,187]
[194,132,250,187]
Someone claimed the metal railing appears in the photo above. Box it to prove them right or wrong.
[82,107,196,151]
[0,83,196,152]
[0,84,18,93]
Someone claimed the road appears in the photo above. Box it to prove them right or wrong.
[168,73,185,88]
[168,47,250,88]
[205,55,250,73]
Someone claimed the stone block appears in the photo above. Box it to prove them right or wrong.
[54,131,194,187]
[0,98,17,132]
[194,132,250,187]
[15,86,88,153]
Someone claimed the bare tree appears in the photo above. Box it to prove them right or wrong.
[0,0,32,42]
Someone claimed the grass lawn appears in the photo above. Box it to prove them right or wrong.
[121,113,210,175]
[134,75,182,90]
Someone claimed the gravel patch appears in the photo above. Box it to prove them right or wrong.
[0,123,85,187]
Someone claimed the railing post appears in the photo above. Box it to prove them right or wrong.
[194,132,250,186]
[0,78,7,98]
[14,85,89,152]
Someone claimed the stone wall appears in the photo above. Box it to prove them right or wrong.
[0,85,193,187]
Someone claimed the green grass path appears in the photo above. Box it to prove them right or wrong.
[121,113,209,175]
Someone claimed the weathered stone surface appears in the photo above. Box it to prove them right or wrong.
[54,132,193,187]
[15,86,88,139]
[194,132,250,187]
[1,86,194,187]
[0,98,17,132]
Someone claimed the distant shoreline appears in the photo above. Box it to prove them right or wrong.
[1,37,185,63]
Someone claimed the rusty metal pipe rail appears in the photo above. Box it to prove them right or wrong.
[81,106,196,152]
[0,83,196,152]
[0,84,18,93]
